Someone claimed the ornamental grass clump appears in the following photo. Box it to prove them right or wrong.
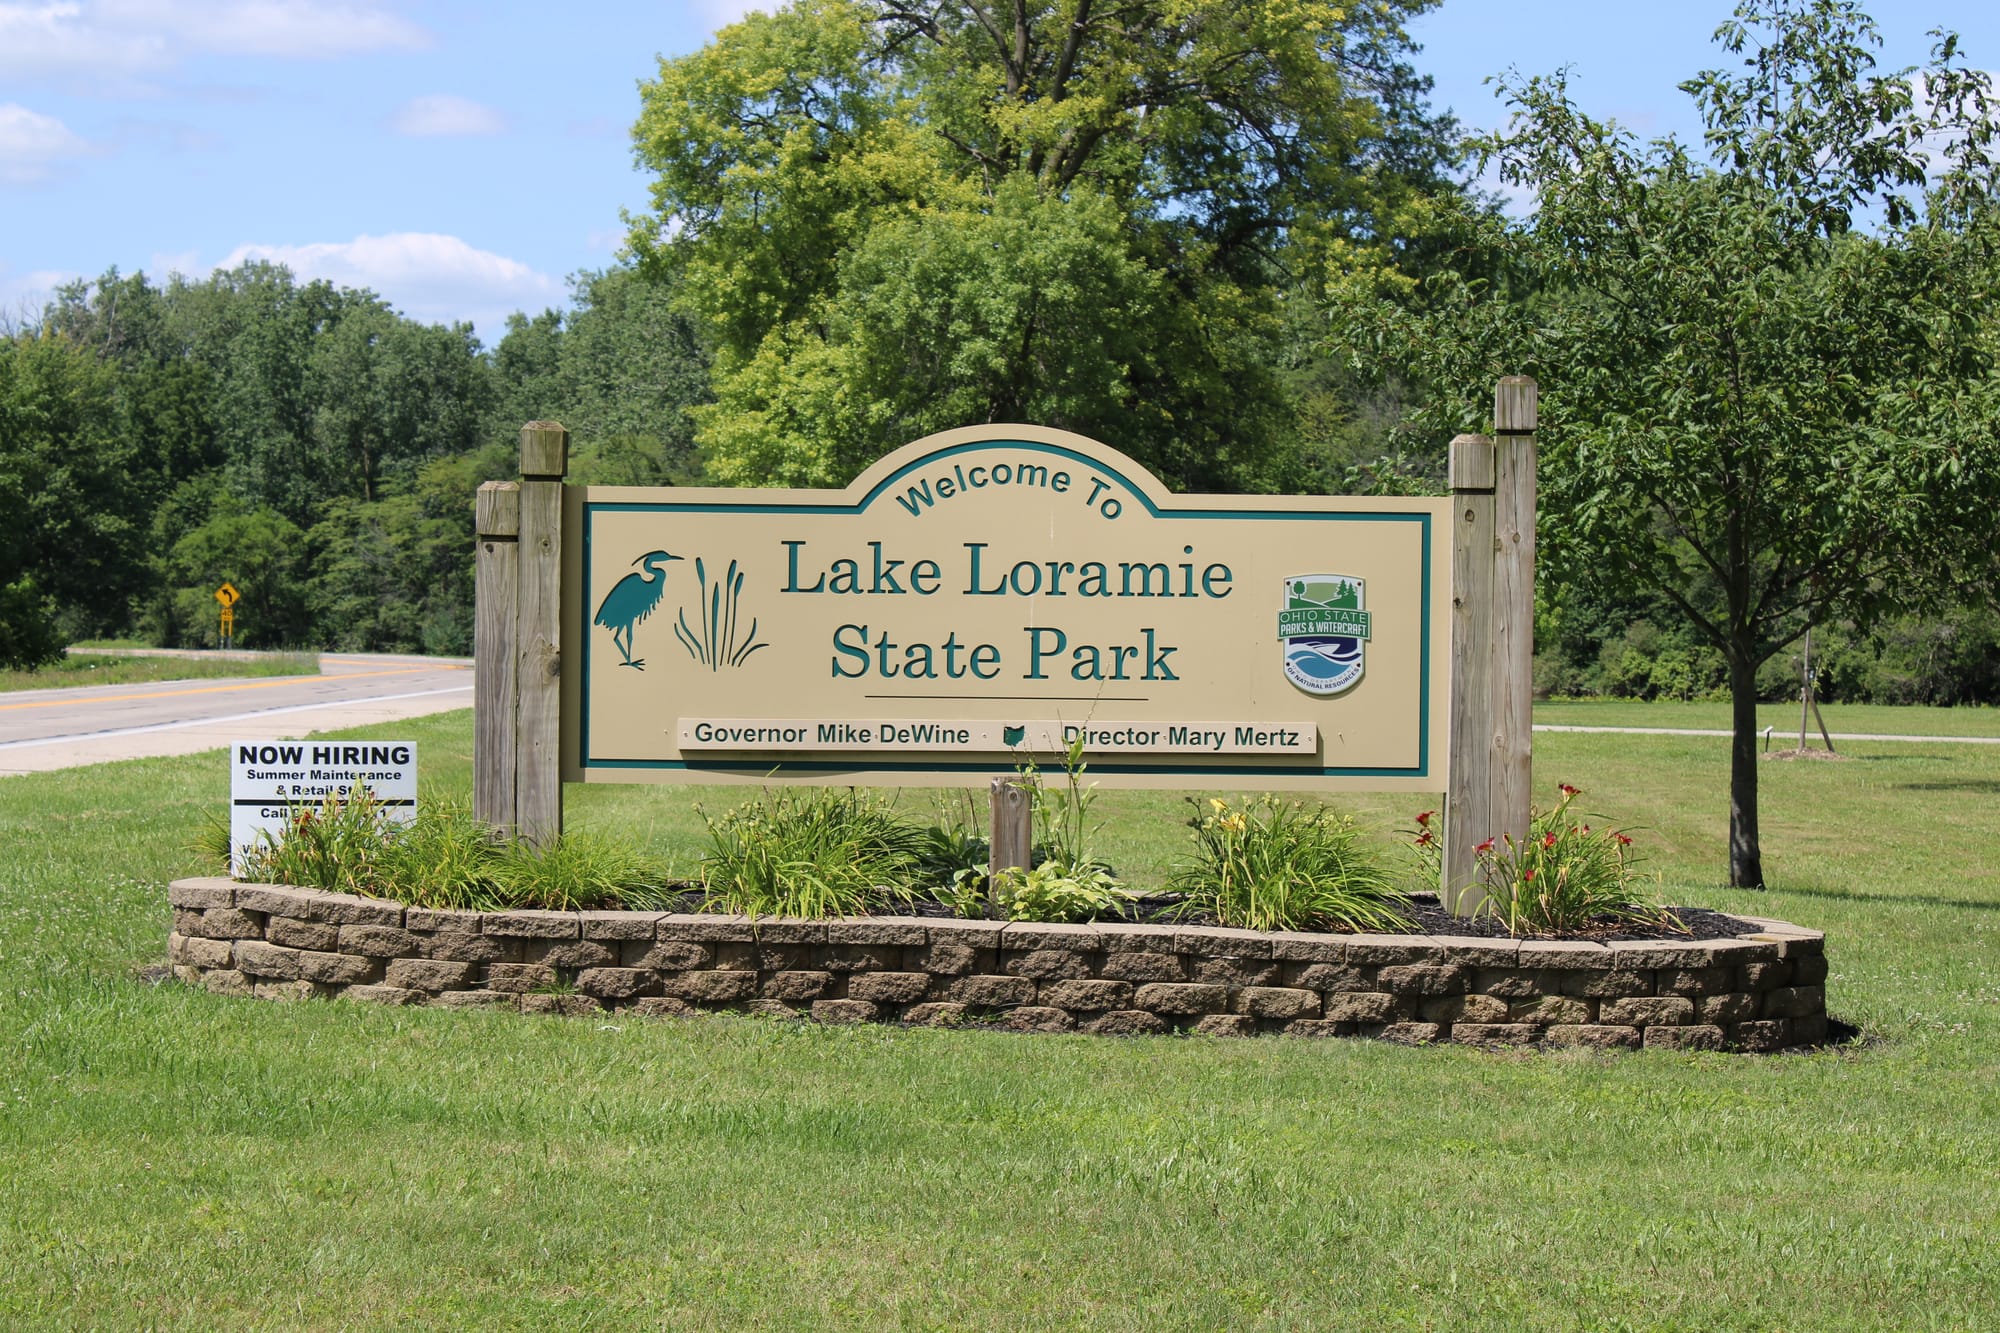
[699,789,927,918]
[1472,784,1673,935]
[491,832,670,912]
[241,788,390,896]
[1170,796,1410,933]
[371,797,502,910]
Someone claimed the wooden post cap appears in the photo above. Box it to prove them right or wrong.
[1495,377,1539,433]
[520,422,569,480]
[476,481,520,538]
[1449,433,1495,492]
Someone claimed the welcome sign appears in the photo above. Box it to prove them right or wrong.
[562,426,1450,790]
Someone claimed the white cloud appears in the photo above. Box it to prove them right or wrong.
[0,102,96,182]
[389,94,505,138]
[699,0,766,29]
[218,232,561,339]
[0,262,77,329]
[0,1,429,84]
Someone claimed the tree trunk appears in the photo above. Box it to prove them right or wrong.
[1726,645,1764,888]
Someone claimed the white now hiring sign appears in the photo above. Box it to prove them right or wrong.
[230,740,417,875]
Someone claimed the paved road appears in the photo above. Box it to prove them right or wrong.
[1535,723,2000,745]
[0,652,473,777]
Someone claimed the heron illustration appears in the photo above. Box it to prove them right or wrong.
[593,550,680,670]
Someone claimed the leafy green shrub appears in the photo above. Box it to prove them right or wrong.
[491,832,668,912]
[991,860,1132,923]
[1170,796,1409,933]
[1474,784,1672,935]
[698,789,925,918]
[241,788,390,895]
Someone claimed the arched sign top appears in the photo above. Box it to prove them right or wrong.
[562,424,1451,792]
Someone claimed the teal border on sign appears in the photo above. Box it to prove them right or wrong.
[579,439,1435,779]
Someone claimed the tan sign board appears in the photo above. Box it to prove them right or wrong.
[561,425,1450,791]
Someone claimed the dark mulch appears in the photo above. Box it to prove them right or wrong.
[615,884,1757,942]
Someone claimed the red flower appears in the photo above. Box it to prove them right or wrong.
[1615,832,1633,847]
[1474,838,1496,855]
[1558,783,1580,797]
[1581,825,1591,835]
[1524,869,1536,883]
[1415,810,1434,827]
[1542,830,1558,848]
[1415,830,1435,848]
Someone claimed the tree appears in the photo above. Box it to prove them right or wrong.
[628,0,1459,490]
[1335,0,2000,886]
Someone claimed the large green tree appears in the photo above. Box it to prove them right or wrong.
[1336,0,2000,887]
[628,0,1456,489]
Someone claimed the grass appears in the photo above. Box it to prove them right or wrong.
[1535,695,2000,738]
[0,708,1996,1328]
[0,651,320,693]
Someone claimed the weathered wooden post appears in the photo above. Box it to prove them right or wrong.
[515,422,568,846]
[988,776,1034,918]
[474,480,520,834]
[1444,377,1538,914]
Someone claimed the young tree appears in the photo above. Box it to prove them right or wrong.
[1335,0,2000,886]
[628,0,1458,490]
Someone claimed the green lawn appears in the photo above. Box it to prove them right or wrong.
[1,709,1994,1329]
[1535,696,2000,738]
[0,651,320,693]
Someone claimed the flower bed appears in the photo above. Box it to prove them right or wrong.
[167,878,1829,1050]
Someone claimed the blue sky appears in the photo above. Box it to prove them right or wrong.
[4,0,1995,344]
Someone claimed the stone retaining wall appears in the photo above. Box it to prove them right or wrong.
[166,878,1829,1050]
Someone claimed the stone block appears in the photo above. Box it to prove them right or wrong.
[1599,996,1695,1027]
[1370,1022,1440,1044]
[827,918,930,947]
[1377,963,1468,996]
[904,1002,972,1027]
[1560,969,1653,999]
[1088,1009,1169,1035]
[1760,986,1824,1020]
[1792,954,1829,986]
[762,970,833,1002]
[1508,996,1592,1026]
[1644,1024,1724,1051]
[265,917,340,953]
[1190,1014,1256,1037]
[847,972,933,1005]
[916,942,992,976]
[1040,979,1134,1012]
[1659,966,1735,996]
[297,950,379,985]
[520,993,602,1016]
[1283,1019,1356,1039]
[1471,967,1552,1000]
[1448,1023,1540,1046]
[482,963,557,994]
[752,920,828,945]
[1741,961,1793,991]
[1420,993,1510,1024]
[811,998,878,1025]
[947,974,1036,1007]
[579,910,663,941]
[202,969,251,996]
[1095,923,1178,954]
[1266,931,1349,963]
[1706,937,1782,966]
[424,932,515,964]
[1001,949,1092,981]
[666,971,759,1004]
[655,913,752,942]
[384,958,474,992]
[1542,1024,1640,1051]
[631,996,696,1019]
[169,878,235,910]
[483,910,581,939]
[526,939,619,970]
[577,968,659,1000]
[233,939,302,979]
[1234,987,1321,1020]
[404,908,483,934]
[172,964,203,986]
[1001,1006,1076,1033]
[342,984,423,1006]
[199,907,266,940]
[1194,956,1281,987]
[926,919,1005,950]
[173,909,207,938]
[253,980,319,1002]
[1132,983,1228,1016]
[246,887,403,926]
[1516,940,1611,969]
[1434,937,1521,968]
[1003,921,1101,953]
[707,942,758,971]
[1099,952,1187,983]
[1727,1020,1787,1052]
[1696,993,1757,1025]
[822,943,899,973]
[1322,992,1401,1024]
[179,934,236,969]
[229,885,311,917]
[744,999,806,1019]
[337,925,421,959]
[1605,940,1715,970]
[1344,936,1442,966]
[433,989,514,1009]
[1286,961,1374,993]
[1173,926,1274,959]
[629,940,712,970]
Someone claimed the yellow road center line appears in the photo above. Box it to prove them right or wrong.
[0,667,436,712]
